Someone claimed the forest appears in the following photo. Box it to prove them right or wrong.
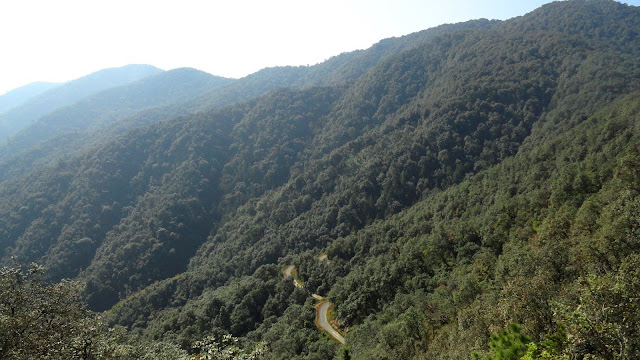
[1,1,639,359]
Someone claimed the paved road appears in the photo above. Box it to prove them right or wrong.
[283,265,295,278]
[316,301,345,344]
[283,265,303,288]
[284,263,345,344]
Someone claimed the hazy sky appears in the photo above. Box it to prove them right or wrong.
[1,0,638,95]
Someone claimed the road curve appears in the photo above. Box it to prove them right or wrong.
[283,265,295,278]
[283,265,303,288]
[284,264,345,344]
[316,301,345,344]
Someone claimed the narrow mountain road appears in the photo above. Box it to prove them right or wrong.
[283,265,295,277]
[283,262,345,344]
[283,265,303,288]
[316,301,346,344]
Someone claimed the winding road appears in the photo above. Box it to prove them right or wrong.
[283,265,303,288]
[316,301,346,344]
[283,262,345,344]
[283,265,295,277]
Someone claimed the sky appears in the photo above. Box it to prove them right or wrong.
[1,0,638,96]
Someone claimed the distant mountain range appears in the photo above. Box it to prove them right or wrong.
[0,81,61,114]
[0,68,232,167]
[0,64,162,142]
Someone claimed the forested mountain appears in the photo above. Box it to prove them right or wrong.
[0,68,232,178]
[186,18,497,114]
[0,64,162,142]
[0,81,61,114]
[0,20,493,186]
[0,1,639,359]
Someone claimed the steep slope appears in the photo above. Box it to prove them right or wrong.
[0,68,232,163]
[0,20,494,186]
[0,81,61,114]
[0,64,162,142]
[187,18,497,113]
[313,92,640,359]
[292,19,497,89]
[0,86,341,289]
[101,0,640,355]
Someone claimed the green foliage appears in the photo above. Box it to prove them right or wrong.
[474,324,531,360]
[0,262,102,359]
[476,324,569,360]
[520,343,568,360]
[0,68,232,184]
[191,334,267,360]
[0,262,267,359]
[560,255,640,359]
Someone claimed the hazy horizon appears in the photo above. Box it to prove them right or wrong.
[1,0,638,96]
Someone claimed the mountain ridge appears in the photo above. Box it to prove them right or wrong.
[0,64,163,143]
[0,68,233,163]
[0,19,496,186]
[0,81,61,114]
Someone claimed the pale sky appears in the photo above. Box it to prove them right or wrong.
[0,0,638,95]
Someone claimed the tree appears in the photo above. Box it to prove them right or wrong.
[561,255,640,359]
[474,324,531,360]
[0,262,102,359]
[191,334,267,360]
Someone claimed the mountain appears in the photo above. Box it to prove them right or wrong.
[186,19,498,114]
[0,64,162,142]
[0,20,493,186]
[0,1,639,359]
[0,81,61,114]
[0,68,233,165]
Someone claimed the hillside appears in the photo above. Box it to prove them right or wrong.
[0,1,639,359]
[0,64,162,142]
[0,20,493,186]
[186,19,497,114]
[0,68,233,168]
[0,81,61,114]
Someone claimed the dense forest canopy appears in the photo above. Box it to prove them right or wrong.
[0,1,639,359]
